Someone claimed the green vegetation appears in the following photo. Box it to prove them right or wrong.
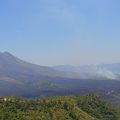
[0,94,119,120]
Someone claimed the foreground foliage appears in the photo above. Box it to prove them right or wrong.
[0,94,119,120]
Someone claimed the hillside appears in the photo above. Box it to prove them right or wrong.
[0,94,119,120]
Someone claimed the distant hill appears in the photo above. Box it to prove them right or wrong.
[0,94,119,120]
[52,64,120,80]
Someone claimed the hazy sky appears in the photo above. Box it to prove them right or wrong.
[0,0,120,66]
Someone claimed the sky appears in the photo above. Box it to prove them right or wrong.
[0,0,120,66]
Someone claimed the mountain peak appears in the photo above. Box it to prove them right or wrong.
[1,52,16,58]
[0,51,20,65]
[3,51,12,55]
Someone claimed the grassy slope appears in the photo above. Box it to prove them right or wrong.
[0,94,119,120]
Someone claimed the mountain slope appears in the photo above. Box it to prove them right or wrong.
[0,52,89,97]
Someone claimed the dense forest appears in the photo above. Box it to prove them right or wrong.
[0,94,120,120]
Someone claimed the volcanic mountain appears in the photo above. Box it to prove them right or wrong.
[0,52,82,81]
[0,52,83,96]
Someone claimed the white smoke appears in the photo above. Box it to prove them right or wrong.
[95,66,117,79]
